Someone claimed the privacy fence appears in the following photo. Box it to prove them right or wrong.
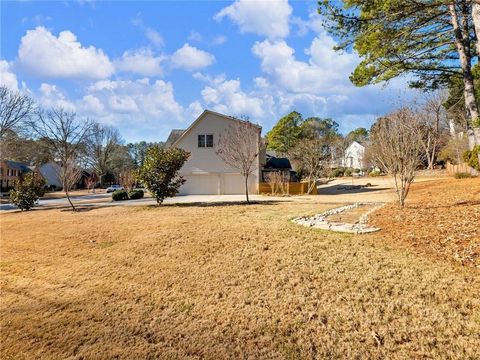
[259,181,317,195]
[446,162,478,175]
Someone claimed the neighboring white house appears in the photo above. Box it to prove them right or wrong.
[342,141,365,169]
[167,110,262,195]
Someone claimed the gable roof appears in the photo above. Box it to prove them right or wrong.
[170,109,261,148]
[3,160,31,172]
[347,141,365,150]
[165,129,186,148]
[264,156,292,170]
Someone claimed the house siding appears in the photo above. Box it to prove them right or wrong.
[173,111,261,195]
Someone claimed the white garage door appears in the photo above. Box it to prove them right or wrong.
[223,174,245,195]
[180,174,220,195]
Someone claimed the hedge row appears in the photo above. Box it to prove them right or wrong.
[112,189,144,201]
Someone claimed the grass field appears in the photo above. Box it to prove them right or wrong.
[0,178,479,359]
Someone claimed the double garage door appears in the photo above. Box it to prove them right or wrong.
[179,173,249,195]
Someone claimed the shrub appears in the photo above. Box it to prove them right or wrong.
[128,189,144,200]
[353,168,361,174]
[10,172,46,211]
[344,168,353,177]
[454,172,474,179]
[462,145,480,171]
[135,147,190,205]
[329,168,344,178]
[369,169,381,177]
[112,190,129,201]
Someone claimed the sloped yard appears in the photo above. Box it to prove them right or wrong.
[370,178,480,267]
[0,178,479,359]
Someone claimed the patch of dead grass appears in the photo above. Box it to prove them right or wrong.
[0,185,479,359]
[370,178,480,267]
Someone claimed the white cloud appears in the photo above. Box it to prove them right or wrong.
[82,78,187,140]
[252,35,358,94]
[145,28,164,47]
[131,13,164,47]
[39,83,76,111]
[18,27,114,79]
[114,48,164,76]
[0,60,19,91]
[170,43,215,71]
[188,30,203,43]
[79,94,104,114]
[211,35,227,46]
[215,0,292,39]
[199,77,272,120]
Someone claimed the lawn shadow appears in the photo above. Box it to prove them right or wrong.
[317,184,390,195]
[143,200,290,209]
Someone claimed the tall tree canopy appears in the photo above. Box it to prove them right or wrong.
[265,111,304,155]
[319,0,480,151]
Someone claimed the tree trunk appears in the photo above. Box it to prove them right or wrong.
[244,174,250,204]
[450,4,480,153]
[65,190,76,211]
[472,1,480,56]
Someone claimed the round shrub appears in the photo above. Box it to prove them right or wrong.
[462,145,480,171]
[128,189,144,200]
[112,190,128,201]
[344,168,353,177]
[329,168,344,178]
[454,172,474,179]
[369,169,381,177]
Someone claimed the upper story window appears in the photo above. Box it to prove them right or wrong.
[198,134,213,148]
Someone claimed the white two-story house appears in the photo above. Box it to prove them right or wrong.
[166,110,262,195]
[342,141,365,169]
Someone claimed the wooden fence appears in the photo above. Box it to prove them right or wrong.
[446,162,477,175]
[259,181,317,195]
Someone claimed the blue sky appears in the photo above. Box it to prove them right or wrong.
[1,0,408,142]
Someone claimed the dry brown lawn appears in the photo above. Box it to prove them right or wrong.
[1,179,479,359]
[371,178,480,267]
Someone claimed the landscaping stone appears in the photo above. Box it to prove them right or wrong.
[292,202,384,234]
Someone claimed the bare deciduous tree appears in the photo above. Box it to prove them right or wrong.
[291,137,330,193]
[410,93,450,169]
[86,123,121,186]
[265,171,289,195]
[59,157,83,210]
[0,86,35,137]
[118,170,136,192]
[30,108,93,211]
[369,109,424,207]
[216,120,261,203]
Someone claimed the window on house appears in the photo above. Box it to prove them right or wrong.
[198,134,213,148]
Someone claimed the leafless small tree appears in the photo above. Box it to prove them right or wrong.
[0,86,35,138]
[30,108,93,211]
[216,120,261,203]
[291,137,330,193]
[410,93,450,169]
[369,108,424,207]
[265,171,289,195]
[58,157,83,210]
[86,123,122,186]
[85,173,98,193]
[118,169,136,192]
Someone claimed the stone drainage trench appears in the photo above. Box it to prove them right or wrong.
[292,203,385,234]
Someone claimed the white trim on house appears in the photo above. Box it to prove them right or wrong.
[168,110,262,195]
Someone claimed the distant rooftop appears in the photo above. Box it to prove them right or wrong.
[165,129,185,147]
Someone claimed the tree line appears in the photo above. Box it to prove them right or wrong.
[0,85,170,210]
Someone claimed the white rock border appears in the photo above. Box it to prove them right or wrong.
[291,202,385,234]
